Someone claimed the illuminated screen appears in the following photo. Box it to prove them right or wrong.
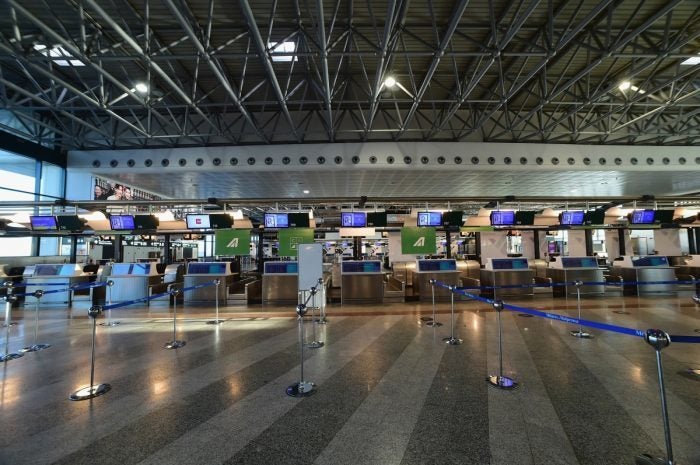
[110,215,135,230]
[341,212,367,227]
[264,213,289,228]
[631,210,656,224]
[111,263,132,275]
[188,263,227,274]
[492,258,528,270]
[417,260,457,271]
[34,264,62,275]
[130,264,151,275]
[30,215,58,231]
[417,211,442,227]
[561,211,585,225]
[490,211,515,226]
[342,261,381,273]
[186,214,211,229]
[264,262,298,274]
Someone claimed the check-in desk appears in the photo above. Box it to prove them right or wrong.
[612,256,676,295]
[675,255,700,294]
[262,261,299,305]
[413,259,460,301]
[547,257,604,296]
[183,262,231,303]
[107,263,161,303]
[480,258,534,298]
[24,264,91,305]
[456,260,481,280]
[341,261,383,304]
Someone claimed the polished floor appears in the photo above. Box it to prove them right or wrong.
[1,292,699,465]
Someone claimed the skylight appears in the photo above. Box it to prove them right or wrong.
[34,44,84,67]
[681,55,700,66]
[268,41,297,62]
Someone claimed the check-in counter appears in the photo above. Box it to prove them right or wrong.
[183,262,231,303]
[24,264,91,305]
[547,257,604,296]
[456,260,481,281]
[262,261,299,305]
[674,255,700,294]
[480,258,534,298]
[107,263,161,303]
[612,256,676,295]
[341,260,383,304]
[413,259,460,301]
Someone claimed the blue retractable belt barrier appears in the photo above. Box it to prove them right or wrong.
[457,279,700,291]
[12,281,109,297]
[102,280,218,311]
[433,280,700,344]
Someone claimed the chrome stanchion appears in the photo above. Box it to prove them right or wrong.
[306,287,324,349]
[1,280,17,328]
[442,286,462,345]
[69,306,111,400]
[570,280,592,339]
[317,278,327,324]
[207,279,224,325]
[426,279,443,327]
[286,301,316,397]
[635,329,675,465]
[1,284,23,362]
[487,300,519,390]
[100,280,119,326]
[164,288,186,349]
[19,290,51,353]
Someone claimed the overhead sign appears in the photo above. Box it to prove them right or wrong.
[215,229,250,255]
[401,227,436,254]
[278,228,315,256]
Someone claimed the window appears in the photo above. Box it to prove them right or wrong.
[268,41,297,62]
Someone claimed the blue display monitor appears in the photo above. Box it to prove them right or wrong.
[110,215,135,230]
[264,213,289,228]
[417,259,457,272]
[633,256,669,267]
[491,258,529,270]
[490,211,515,226]
[30,215,58,231]
[110,263,152,275]
[264,262,298,274]
[561,257,598,268]
[417,211,442,227]
[341,212,367,227]
[560,211,585,225]
[186,214,211,229]
[187,262,228,274]
[341,261,381,273]
[630,210,655,224]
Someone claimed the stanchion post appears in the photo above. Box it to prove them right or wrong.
[442,286,462,345]
[306,286,324,349]
[207,279,224,325]
[286,302,316,397]
[487,300,518,390]
[317,278,327,324]
[164,288,186,349]
[69,306,111,400]
[426,279,443,327]
[635,329,675,465]
[1,284,23,362]
[19,290,51,353]
[100,280,119,327]
[570,280,592,339]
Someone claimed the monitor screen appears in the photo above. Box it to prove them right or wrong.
[264,213,289,228]
[56,215,86,232]
[34,264,62,275]
[133,215,159,230]
[111,263,132,275]
[341,261,381,273]
[188,262,227,274]
[654,210,674,224]
[341,212,367,227]
[130,263,151,275]
[209,213,234,229]
[490,211,515,226]
[186,214,211,229]
[366,212,387,227]
[514,211,536,225]
[287,212,310,227]
[417,211,442,227]
[30,215,58,231]
[631,210,655,224]
[110,215,135,230]
[441,211,464,227]
[584,210,605,225]
[561,211,585,225]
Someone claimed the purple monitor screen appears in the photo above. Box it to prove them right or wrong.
[186,214,211,229]
[631,210,655,224]
[264,213,289,228]
[417,211,442,227]
[110,215,135,230]
[561,211,585,225]
[490,211,515,226]
[30,215,58,231]
[341,212,367,227]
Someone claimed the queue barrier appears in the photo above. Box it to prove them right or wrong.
[430,279,700,465]
[69,280,219,401]
[456,278,700,291]
[286,281,322,398]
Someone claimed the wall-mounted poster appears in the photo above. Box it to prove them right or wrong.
[93,176,162,201]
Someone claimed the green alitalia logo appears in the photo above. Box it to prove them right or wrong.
[214,229,250,255]
[278,228,314,256]
[401,227,436,254]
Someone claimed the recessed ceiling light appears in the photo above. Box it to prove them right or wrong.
[303,190,310,194]
[384,76,397,88]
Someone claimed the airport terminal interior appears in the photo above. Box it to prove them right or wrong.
[1,0,700,464]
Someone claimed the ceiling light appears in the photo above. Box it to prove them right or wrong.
[134,83,149,94]
[618,81,632,91]
[384,76,397,88]
[681,56,700,66]
[303,190,310,194]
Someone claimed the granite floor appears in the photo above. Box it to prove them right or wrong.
[0,292,699,465]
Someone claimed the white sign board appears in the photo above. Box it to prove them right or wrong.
[298,243,323,291]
